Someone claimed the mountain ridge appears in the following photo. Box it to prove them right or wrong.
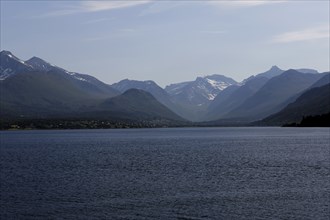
[1,50,328,127]
[223,69,326,121]
[259,83,330,125]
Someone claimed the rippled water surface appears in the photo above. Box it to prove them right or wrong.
[1,127,329,219]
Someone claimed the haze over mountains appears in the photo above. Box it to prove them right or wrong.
[0,50,329,127]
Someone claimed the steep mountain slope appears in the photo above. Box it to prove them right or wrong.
[166,75,237,104]
[0,51,34,80]
[278,72,330,108]
[225,70,325,121]
[1,51,119,97]
[247,65,318,80]
[206,76,269,121]
[309,73,330,88]
[98,89,184,121]
[112,75,238,121]
[0,51,185,124]
[25,56,58,72]
[110,79,189,120]
[207,85,240,111]
[111,79,172,106]
[0,70,115,118]
[165,74,237,121]
[254,65,284,79]
[260,83,330,125]
[0,51,121,118]
[164,81,191,95]
[26,54,119,96]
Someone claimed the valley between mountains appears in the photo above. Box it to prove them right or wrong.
[0,50,329,129]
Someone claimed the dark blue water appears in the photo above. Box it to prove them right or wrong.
[1,127,329,219]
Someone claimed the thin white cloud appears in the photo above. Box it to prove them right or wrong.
[272,26,330,43]
[140,1,187,16]
[82,1,151,12]
[208,0,287,8]
[42,1,152,17]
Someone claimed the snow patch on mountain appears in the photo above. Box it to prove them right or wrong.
[206,78,231,91]
[0,51,34,80]
[165,74,238,105]
[0,68,13,80]
[0,51,93,83]
[71,73,88,82]
[165,81,191,95]
[207,93,216,101]
[193,75,237,101]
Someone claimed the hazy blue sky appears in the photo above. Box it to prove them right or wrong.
[1,0,329,87]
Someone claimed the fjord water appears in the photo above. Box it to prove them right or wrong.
[0,128,329,219]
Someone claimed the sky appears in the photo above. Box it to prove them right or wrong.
[1,0,329,87]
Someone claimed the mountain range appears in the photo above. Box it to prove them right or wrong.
[1,50,329,128]
[259,73,330,125]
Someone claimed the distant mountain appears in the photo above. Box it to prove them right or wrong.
[0,51,120,118]
[225,69,325,121]
[25,56,59,72]
[1,51,119,97]
[2,50,327,127]
[278,72,330,108]
[164,81,191,95]
[206,76,269,121]
[309,73,330,88]
[110,79,189,120]
[98,89,184,121]
[207,84,240,112]
[0,51,185,125]
[0,50,34,80]
[111,79,172,106]
[113,75,238,121]
[250,65,319,79]
[165,74,237,121]
[206,66,289,121]
[254,65,285,79]
[295,68,319,74]
[166,75,237,103]
[0,69,120,119]
[259,83,330,125]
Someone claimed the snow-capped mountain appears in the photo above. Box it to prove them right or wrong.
[0,50,96,83]
[1,50,114,90]
[25,56,58,72]
[166,74,237,104]
[24,55,98,83]
[0,51,34,80]
[163,74,238,121]
[0,50,119,98]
